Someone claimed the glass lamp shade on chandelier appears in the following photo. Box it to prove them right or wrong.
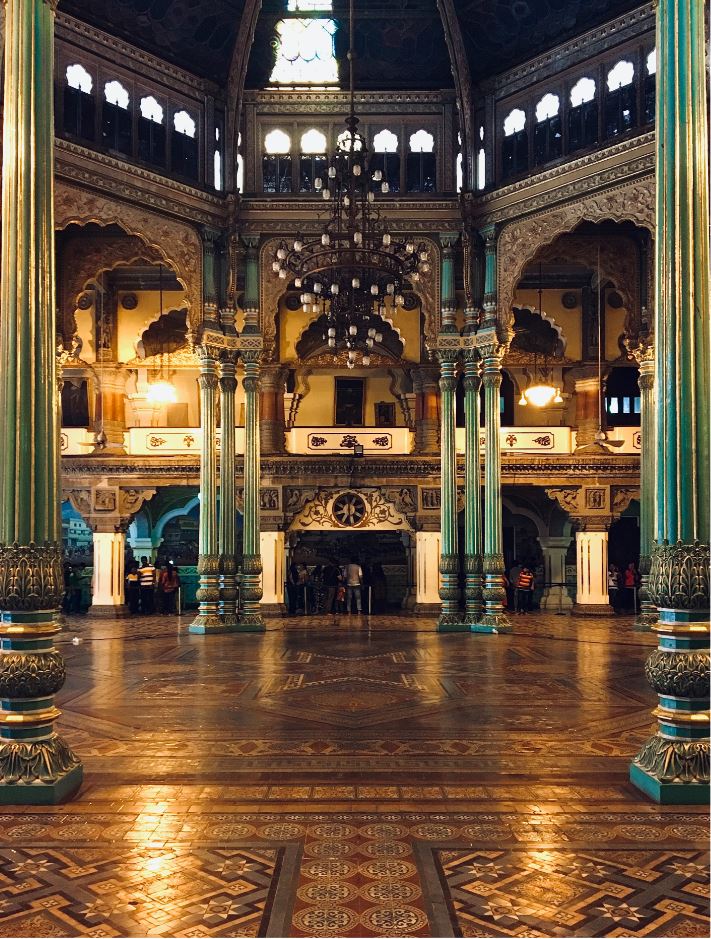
[272,0,431,368]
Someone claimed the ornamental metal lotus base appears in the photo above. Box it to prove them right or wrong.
[630,736,709,804]
[0,737,83,804]
[235,611,266,632]
[477,611,511,632]
[436,612,468,632]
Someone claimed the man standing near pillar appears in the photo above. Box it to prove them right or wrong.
[0,0,83,802]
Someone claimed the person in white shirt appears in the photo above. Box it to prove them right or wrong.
[344,557,363,614]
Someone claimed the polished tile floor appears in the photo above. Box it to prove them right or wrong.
[0,613,708,938]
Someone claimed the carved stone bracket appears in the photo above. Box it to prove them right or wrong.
[64,486,156,533]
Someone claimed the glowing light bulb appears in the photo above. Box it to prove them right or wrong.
[382,233,391,247]
[375,332,383,343]
[349,325,357,336]
[147,380,178,404]
[314,178,322,190]
[381,182,389,193]
[352,277,360,288]
[373,170,382,182]
[352,164,361,176]
[271,261,280,272]
[322,189,331,200]
[294,277,302,288]
[405,241,414,253]
[362,355,371,366]
[370,284,378,296]
[368,191,375,203]
[293,239,303,252]
[328,166,336,178]
[331,283,339,295]
[277,247,287,260]
[322,233,330,246]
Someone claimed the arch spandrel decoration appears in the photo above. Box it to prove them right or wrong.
[259,235,441,364]
[288,488,412,532]
[496,176,654,329]
[55,182,203,331]
[61,235,164,343]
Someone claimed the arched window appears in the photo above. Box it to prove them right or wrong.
[270,15,338,85]
[605,60,636,138]
[64,63,94,142]
[644,50,656,124]
[501,108,527,179]
[138,95,165,167]
[263,129,292,192]
[213,126,224,192]
[172,109,198,179]
[477,125,486,190]
[371,129,400,193]
[605,367,641,427]
[101,80,131,155]
[406,129,435,193]
[568,77,598,152]
[533,93,561,165]
[299,128,327,191]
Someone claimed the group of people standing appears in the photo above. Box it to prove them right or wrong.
[125,557,181,615]
[608,562,640,612]
[287,558,387,616]
[504,560,537,614]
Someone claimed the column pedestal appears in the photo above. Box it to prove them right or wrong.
[91,531,128,617]
[572,527,611,614]
[539,536,573,612]
[260,530,286,614]
[414,531,441,614]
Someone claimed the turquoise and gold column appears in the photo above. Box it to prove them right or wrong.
[630,0,709,804]
[0,0,82,802]
[630,340,657,629]
[237,238,265,631]
[463,347,484,628]
[437,353,464,631]
[436,234,465,631]
[218,351,238,629]
[476,223,510,632]
[189,347,222,633]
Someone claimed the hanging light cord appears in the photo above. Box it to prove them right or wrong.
[597,245,603,438]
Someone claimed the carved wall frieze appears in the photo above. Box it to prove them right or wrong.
[497,177,654,328]
[55,182,203,329]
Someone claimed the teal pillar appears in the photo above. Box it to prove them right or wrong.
[478,335,510,631]
[218,353,238,629]
[630,0,710,804]
[463,350,485,629]
[631,342,657,629]
[437,354,464,631]
[237,237,265,631]
[0,0,83,802]
[481,224,497,326]
[189,348,222,633]
[238,353,265,631]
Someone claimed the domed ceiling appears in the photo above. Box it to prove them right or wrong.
[58,0,645,87]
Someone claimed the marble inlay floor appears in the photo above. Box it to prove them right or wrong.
[0,613,708,937]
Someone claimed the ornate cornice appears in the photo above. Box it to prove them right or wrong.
[55,139,225,227]
[61,453,639,481]
[242,90,454,108]
[478,4,655,98]
[56,13,218,95]
[464,134,654,227]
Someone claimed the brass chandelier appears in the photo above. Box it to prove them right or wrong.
[272,0,431,367]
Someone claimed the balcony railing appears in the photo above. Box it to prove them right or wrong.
[60,425,641,457]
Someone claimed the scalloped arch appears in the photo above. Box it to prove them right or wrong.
[496,177,654,328]
[55,182,203,331]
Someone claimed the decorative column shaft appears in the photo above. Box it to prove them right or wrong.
[218,355,238,629]
[463,352,484,627]
[91,530,128,617]
[538,536,573,612]
[437,355,464,630]
[630,0,710,804]
[0,0,83,803]
[573,524,610,613]
[481,225,497,325]
[238,354,265,631]
[189,350,222,633]
[478,336,509,631]
[634,347,657,628]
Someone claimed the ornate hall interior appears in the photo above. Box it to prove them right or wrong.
[0,0,708,937]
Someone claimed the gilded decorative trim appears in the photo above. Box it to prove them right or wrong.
[633,736,710,785]
[0,543,64,611]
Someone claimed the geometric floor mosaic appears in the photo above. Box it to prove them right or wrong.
[0,612,708,937]
[421,847,710,937]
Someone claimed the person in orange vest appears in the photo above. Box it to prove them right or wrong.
[516,565,535,614]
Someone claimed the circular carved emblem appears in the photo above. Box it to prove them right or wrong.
[403,291,418,310]
[77,292,93,310]
[285,293,301,311]
[120,292,138,310]
[561,291,578,309]
[332,492,367,527]
[607,290,624,308]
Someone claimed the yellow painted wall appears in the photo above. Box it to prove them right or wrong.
[117,290,187,362]
[512,287,582,361]
[295,371,402,426]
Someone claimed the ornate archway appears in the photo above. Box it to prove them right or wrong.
[496,176,654,327]
[287,487,415,532]
[55,183,203,330]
